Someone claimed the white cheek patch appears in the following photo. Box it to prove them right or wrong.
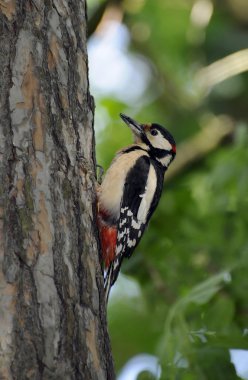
[158,154,173,167]
[150,132,172,151]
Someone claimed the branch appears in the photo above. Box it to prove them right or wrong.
[87,0,124,38]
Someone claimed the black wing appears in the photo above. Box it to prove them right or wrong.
[105,156,152,297]
[119,157,151,259]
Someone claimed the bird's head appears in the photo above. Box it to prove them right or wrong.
[120,113,176,168]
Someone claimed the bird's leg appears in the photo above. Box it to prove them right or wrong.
[96,164,104,184]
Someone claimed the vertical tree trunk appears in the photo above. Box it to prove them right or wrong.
[0,1,114,379]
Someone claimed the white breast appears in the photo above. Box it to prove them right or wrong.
[99,149,149,220]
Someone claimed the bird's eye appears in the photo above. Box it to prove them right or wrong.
[151,129,158,136]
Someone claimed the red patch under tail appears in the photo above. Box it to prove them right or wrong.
[98,210,117,268]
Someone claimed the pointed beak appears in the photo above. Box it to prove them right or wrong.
[120,113,144,138]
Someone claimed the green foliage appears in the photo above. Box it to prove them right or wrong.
[89,0,248,378]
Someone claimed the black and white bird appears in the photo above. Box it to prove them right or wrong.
[97,113,176,301]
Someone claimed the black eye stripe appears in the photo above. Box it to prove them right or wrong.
[151,129,158,136]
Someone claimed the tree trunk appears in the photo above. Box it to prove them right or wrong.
[0,1,114,379]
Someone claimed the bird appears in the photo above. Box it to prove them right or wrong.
[97,113,176,302]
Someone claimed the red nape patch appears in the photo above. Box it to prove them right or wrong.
[98,222,117,268]
[172,144,176,153]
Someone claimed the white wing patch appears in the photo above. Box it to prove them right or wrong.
[137,164,157,222]
[116,243,123,255]
[131,219,141,229]
[119,218,127,227]
[118,228,126,240]
[127,238,137,247]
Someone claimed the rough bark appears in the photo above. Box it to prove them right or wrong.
[0,1,114,379]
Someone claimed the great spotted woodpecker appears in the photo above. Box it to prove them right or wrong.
[98,113,176,301]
